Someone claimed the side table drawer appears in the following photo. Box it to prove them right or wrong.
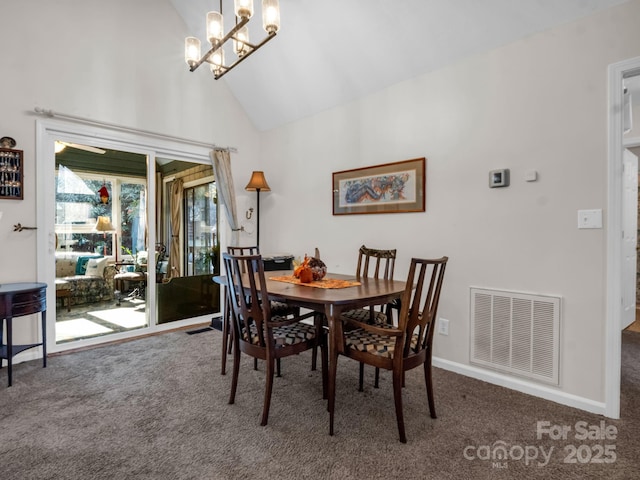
[11,289,47,317]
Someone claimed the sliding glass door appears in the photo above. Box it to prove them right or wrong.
[53,147,223,344]
[38,119,224,354]
[54,148,149,344]
[156,166,220,324]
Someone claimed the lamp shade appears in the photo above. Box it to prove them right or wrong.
[245,171,271,191]
[94,216,115,232]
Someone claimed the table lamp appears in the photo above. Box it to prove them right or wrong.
[94,216,116,258]
[245,171,271,247]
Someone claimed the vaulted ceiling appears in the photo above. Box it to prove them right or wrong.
[171,0,631,131]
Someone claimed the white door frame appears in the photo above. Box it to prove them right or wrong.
[606,55,640,418]
[36,118,224,354]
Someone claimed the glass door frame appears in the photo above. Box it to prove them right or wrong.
[36,118,225,355]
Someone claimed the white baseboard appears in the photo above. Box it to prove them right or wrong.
[432,356,607,417]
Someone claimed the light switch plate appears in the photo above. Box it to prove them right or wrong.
[577,209,603,229]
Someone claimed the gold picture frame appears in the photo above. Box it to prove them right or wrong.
[332,157,425,215]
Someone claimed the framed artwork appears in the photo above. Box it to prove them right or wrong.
[332,157,425,215]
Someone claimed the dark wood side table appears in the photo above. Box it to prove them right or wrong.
[0,282,47,386]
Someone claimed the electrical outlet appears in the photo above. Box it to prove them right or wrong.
[438,318,449,336]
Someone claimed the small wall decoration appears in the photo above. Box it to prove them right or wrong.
[98,183,110,204]
[333,157,425,215]
[0,138,23,200]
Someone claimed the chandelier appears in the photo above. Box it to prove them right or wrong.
[184,0,281,80]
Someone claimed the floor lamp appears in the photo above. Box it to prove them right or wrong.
[245,171,271,248]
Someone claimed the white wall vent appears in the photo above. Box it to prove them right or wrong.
[470,287,561,385]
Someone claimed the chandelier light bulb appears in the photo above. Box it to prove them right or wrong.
[262,0,280,34]
[210,48,225,76]
[234,26,250,56]
[185,37,201,67]
[234,0,254,19]
[207,11,224,45]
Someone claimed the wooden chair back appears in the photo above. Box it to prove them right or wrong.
[343,245,399,389]
[355,245,396,280]
[227,246,259,273]
[219,246,264,375]
[227,246,259,255]
[398,257,448,360]
[223,252,271,349]
[354,245,399,323]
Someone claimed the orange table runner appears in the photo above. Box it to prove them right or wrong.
[269,275,361,289]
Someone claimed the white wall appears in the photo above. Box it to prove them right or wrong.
[0,1,260,343]
[258,0,640,406]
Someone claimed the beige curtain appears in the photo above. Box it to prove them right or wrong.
[167,178,183,280]
[210,149,240,246]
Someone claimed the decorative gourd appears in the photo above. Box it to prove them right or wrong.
[294,254,327,281]
[307,256,327,280]
[298,265,313,283]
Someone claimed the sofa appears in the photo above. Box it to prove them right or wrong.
[55,252,117,307]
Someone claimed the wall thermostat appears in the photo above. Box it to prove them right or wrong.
[489,169,510,188]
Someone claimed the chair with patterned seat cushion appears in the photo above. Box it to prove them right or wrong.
[332,256,448,443]
[223,252,328,426]
[220,246,300,376]
[339,245,399,390]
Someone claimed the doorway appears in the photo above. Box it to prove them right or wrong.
[54,146,149,343]
[37,118,224,355]
[607,57,640,419]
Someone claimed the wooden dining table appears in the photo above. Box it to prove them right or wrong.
[214,270,407,436]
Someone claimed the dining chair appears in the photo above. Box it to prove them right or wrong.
[339,245,399,390]
[223,252,328,426]
[221,246,300,375]
[332,256,448,443]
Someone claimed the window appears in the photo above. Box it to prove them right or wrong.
[184,180,219,276]
[55,166,146,258]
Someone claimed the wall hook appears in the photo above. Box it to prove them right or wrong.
[13,223,37,232]
[246,207,254,219]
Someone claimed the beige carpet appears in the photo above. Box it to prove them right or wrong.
[1,328,639,479]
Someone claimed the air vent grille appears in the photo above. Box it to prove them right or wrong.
[470,288,560,385]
